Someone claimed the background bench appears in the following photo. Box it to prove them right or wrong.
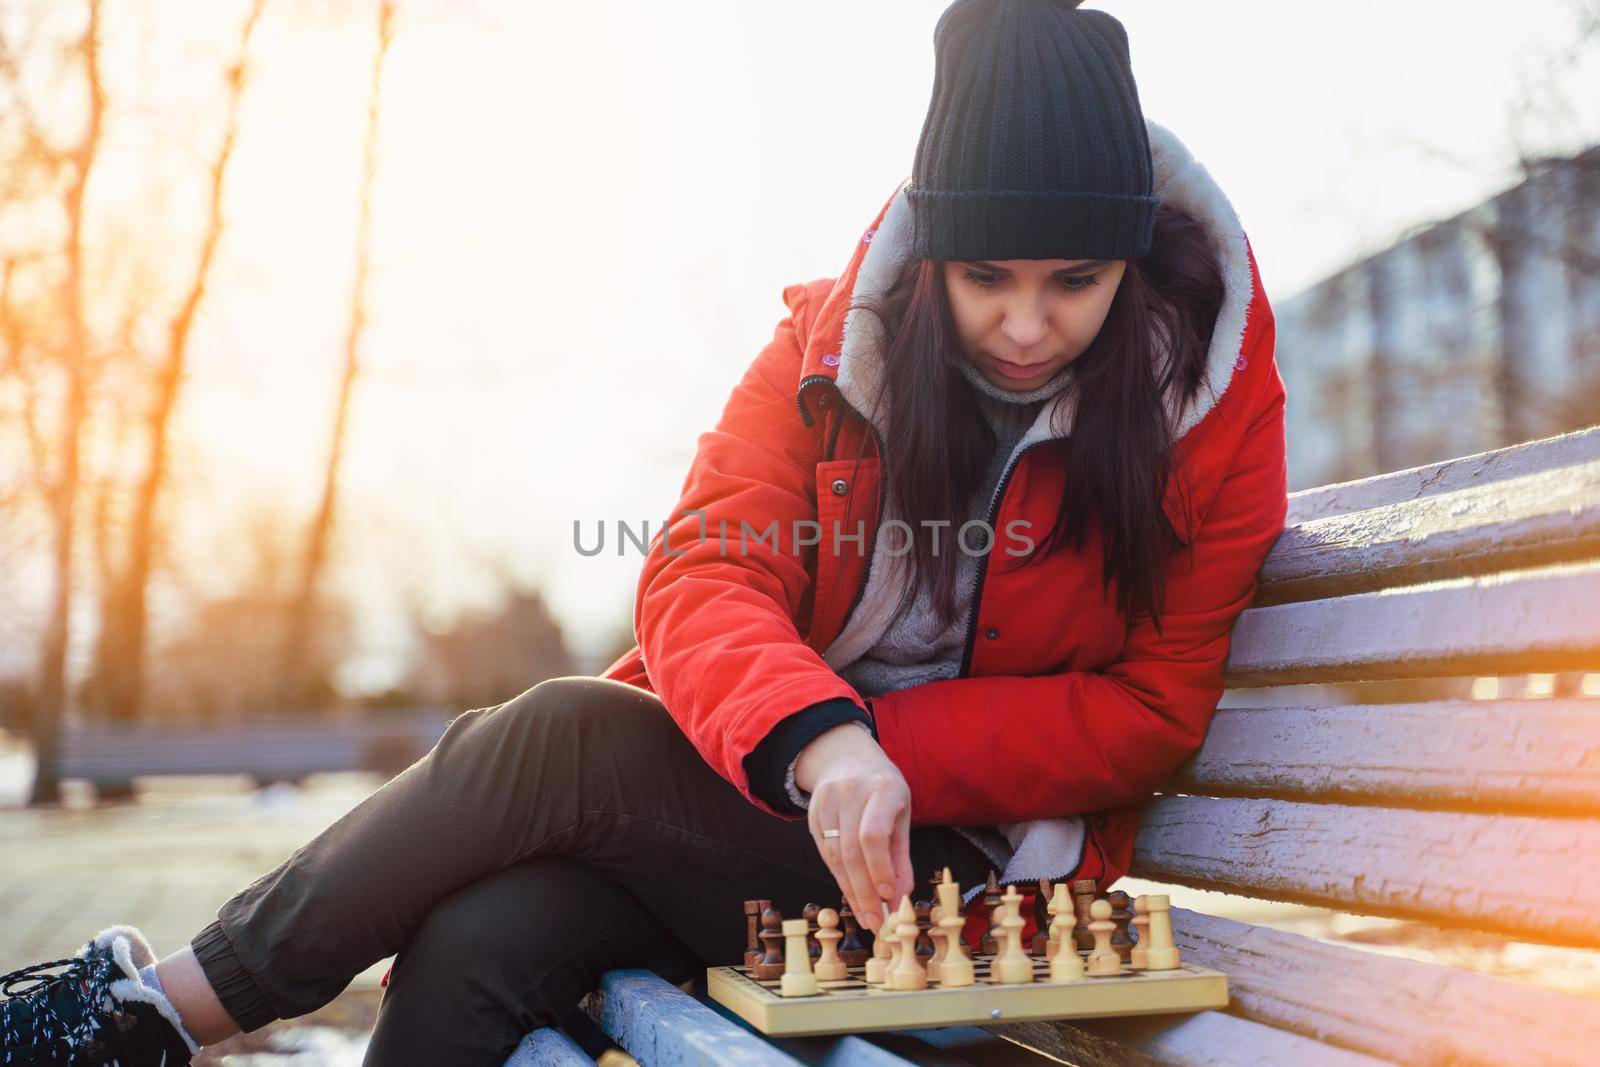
[508,426,1600,1066]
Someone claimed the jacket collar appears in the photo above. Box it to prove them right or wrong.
[797,120,1261,449]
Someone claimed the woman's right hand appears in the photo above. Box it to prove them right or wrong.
[796,722,915,935]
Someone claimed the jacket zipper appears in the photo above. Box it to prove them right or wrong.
[956,438,1055,678]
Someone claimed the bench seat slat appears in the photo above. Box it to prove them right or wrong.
[503,1027,594,1067]
[1257,459,1600,605]
[1158,908,1596,1067]
[1132,796,1600,945]
[994,1011,1395,1067]
[1169,701,1600,814]
[1223,559,1600,686]
[1287,425,1600,524]
[592,970,805,1066]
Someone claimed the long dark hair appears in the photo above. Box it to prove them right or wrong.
[851,201,1224,634]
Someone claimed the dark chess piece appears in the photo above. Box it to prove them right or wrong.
[1109,889,1137,963]
[753,907,786,980]
[914,900,935,958]
[744,898,771,969]
[803,902,822,958]
[980,871,1002,955]
[1071,879,1098,952]
[837,903,870,967]
[1030,879,1052,955]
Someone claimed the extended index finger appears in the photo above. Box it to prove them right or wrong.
[856,787,911,908]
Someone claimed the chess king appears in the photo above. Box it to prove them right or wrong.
[1,2,1284,1064]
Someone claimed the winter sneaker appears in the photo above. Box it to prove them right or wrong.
[1,924,200,1066]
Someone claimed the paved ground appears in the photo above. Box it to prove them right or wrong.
[0,767,386,1065]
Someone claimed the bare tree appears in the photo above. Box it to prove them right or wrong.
[89,0,266,721]
[23,0,104,804]
[281,0,396,706]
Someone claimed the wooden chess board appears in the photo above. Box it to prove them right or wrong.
[706,951,1228,1037]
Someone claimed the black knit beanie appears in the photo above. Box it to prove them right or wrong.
[907,0,1158,262]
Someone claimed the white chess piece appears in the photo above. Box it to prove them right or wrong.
[886,896,928,991]
[935,870,975,987]
[779,918,820,996]
[1086,899,1121,977]
[814,907,847,981]
[990,886,1033,984]
[1142,894,1181,971]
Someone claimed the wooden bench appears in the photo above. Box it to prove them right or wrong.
[507,426,1600,1066]
[56,713,451,795]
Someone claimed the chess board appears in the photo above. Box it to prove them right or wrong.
[706,951,1228,1037]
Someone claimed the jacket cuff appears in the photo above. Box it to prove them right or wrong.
[743,697,872,816]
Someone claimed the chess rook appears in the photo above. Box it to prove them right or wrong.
[744,899,771,970]
[1141,893,1181,970]
[1130,895,1151,969]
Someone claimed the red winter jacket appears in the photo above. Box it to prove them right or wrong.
[598,121,1288,890]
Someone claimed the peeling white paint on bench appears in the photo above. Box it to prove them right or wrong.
[1258,458,1600,605]
[1163,908,1600,1067]
[503,1027,594,1067]
[1224,559,1600,685]
[1168,701,1600,814]
[1287,425,1600,524]
[995,1010,1395,1067]
[1132,796,1600,945]
[590,970,803,1066]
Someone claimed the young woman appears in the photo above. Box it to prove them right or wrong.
[1,1,1287,1063]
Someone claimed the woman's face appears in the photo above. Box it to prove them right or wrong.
[941,258,1127,391]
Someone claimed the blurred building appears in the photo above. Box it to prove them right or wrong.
[1275,145,1600,491]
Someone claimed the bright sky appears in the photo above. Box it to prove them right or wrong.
[121,0,1595,688]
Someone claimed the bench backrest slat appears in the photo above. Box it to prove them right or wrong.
[1168,701,1600,814]
[1132,795,1600,945]
[1287,425,1600,524]
[1223,559,1600,686]
[1163,907,1600,1067]
[1258,458,1600,605]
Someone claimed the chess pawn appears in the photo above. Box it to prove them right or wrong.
[779,918,821,997]
[1046,883,1070,960]
[813,908,848,981]
[990,886,1034,984]
[753,907,786,980]
[1031,880,1052,955]
[1108,890,1136,963]
[1086,899,1122,977]
[803,902,822,959]
[1048,923,1085,982]
[864,905,895,984]
[1130,895,1151,969]
[1071,879,1098,952]
[979,872,1002,955]
[1142,894,1181,971]
[926,903,948,980]
[837,904,870,967]
[914,900,935,959]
